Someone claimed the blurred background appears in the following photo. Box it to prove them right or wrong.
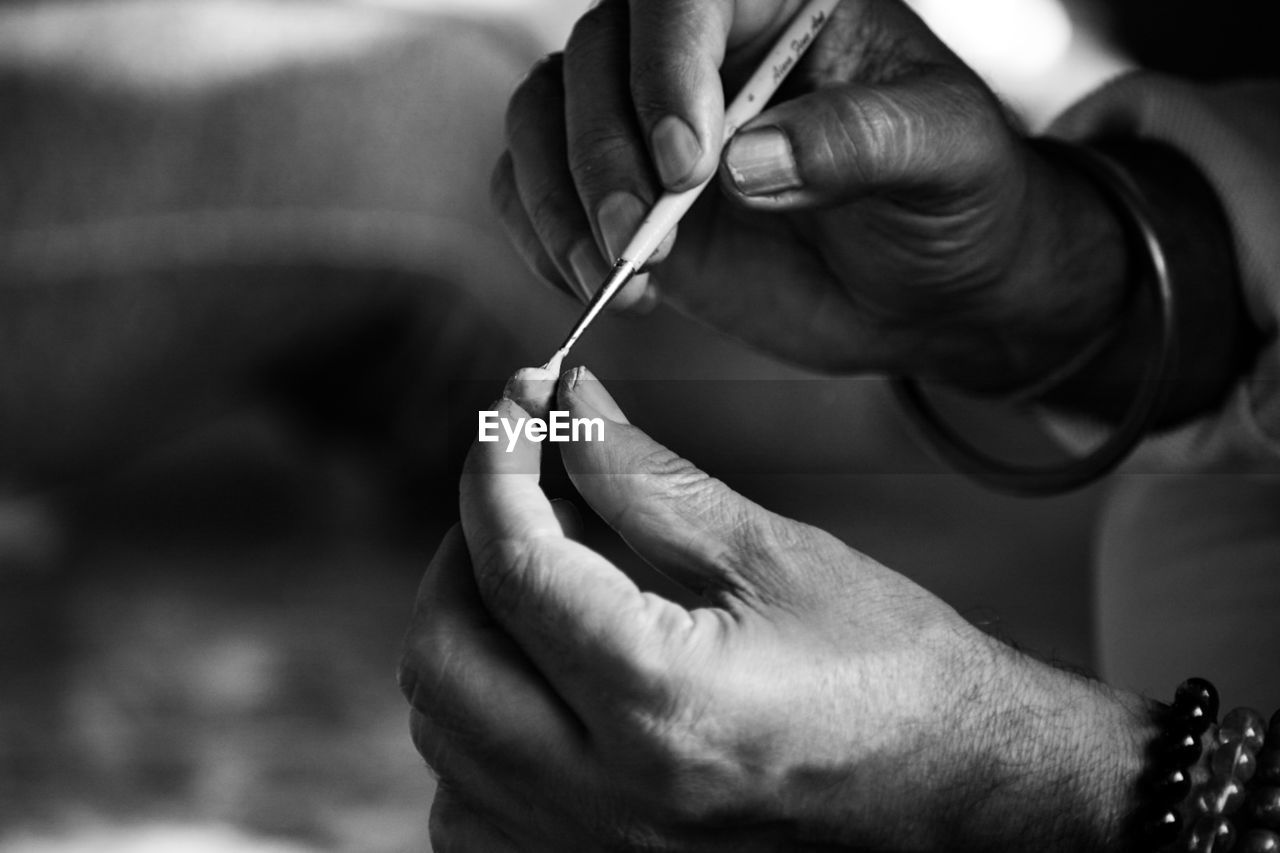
[0,0,1262,850]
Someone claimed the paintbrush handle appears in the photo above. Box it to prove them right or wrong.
[617,0,842,267]
[552,0,841,363]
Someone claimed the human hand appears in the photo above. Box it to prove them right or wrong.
[398,366,1150,850]
[493,0,1131,393]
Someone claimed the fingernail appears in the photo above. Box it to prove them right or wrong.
[502,368,557,415]
[566,366,628,424]
[490,398,525,421]
[651,115,703,188]
[725,128,801,196]
[597,192,645,261]
[567,240,606,300]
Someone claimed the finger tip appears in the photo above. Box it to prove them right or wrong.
[630,279,661,315]
[555,365,583,409]
[605,272,652,313]
[559,366,628,425]
[651,114,708,191]
[503,367,560,418]
[466,393,543,478]
[542,351,565,377]
[662,158,719,195]
[512,365,558,384]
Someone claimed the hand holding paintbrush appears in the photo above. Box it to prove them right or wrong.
[495,0,1135,398]
[542,0,843,372]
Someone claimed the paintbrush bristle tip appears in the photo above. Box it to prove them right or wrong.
[542,351,566,376]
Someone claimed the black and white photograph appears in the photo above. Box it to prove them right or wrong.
[1,0,1277,850]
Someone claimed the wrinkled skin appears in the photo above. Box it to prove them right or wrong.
[398,367,1147,851]
[492,0,1128,393]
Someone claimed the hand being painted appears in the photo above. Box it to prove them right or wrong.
[398,366,1152,850]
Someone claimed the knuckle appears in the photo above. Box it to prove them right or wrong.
[638,444,713,500]
[720,511,783,572]
[651,460,739,532]
[604,444,714,526]
[725,515,810,599]
[565,128,637,191]
[826,93,894,186]
[565,0,617,59]
[395,652,419,702]
[629,44,700,116]
[506,53,563,141]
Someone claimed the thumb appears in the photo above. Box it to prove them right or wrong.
[719,70,1008,208]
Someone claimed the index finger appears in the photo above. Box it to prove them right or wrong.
[460,377,686,714]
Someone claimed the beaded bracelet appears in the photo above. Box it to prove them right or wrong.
[891,139,1177,496]
[1240,711,1280,852]
[1137,678,1218,849]
[1139,679,1280,853]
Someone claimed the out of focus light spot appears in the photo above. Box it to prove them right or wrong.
[352,0,588,48]
[907,0,1129,128]
[0,0,406,91]
[908,0,1074,78]
[193,636,282,714]
[0,824,320,853]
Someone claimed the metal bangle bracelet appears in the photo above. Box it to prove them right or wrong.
[890,138,1178,496]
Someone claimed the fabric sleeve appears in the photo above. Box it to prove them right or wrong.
[1045,71,1280,473]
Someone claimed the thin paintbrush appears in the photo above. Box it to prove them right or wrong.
[545,0,842,374]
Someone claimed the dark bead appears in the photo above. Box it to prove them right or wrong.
[1238,830,1280,853]
[1222,708,1268,753]
[1157,729,1206,769]
[1246,787,1280,830]
[1258,750,1280,785]
[1214,741,1259,783]
[1149,766,1194,805]
[1188,815,1237,853]
[1193,777,1246,817]
[1268,709,1280,746]
[1177,679,1221,725]
[1187,707,1217,736]
[1142,808,1183,847]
